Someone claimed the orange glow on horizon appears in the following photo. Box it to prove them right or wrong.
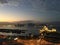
[0,18,21,22]
[0,20,17,22]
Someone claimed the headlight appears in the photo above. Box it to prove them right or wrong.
[14,38,18,40]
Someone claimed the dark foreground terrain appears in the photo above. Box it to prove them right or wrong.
[0,32,60,45]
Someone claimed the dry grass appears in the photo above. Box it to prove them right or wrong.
[0,35,60,45]
[15,39,60,45]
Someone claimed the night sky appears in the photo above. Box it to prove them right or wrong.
[0,0,60,22]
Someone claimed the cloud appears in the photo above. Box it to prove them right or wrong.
[0,0,56,7]
[0,0,60,12]
[0,0,21,6]
[0,0,8,4]
[0,0,46,7]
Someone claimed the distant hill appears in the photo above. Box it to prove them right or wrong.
[0,20,60,25]
[13,20,41,24]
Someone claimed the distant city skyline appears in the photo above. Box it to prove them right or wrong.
[0,0,60,22]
